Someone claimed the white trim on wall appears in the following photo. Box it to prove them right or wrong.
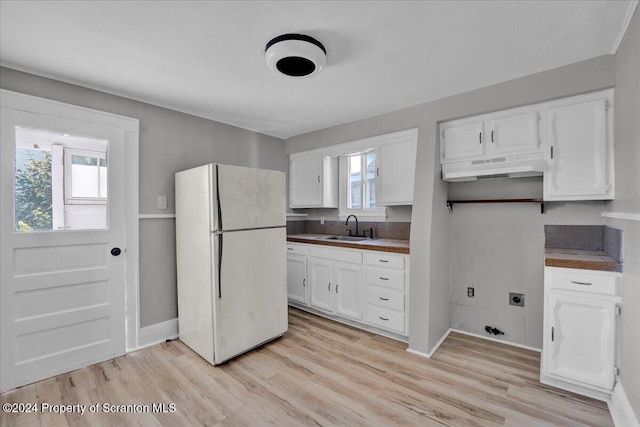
[602,211,640,221]
[138,213,176,219]
[137,318,179,350]
[609,382,640,427]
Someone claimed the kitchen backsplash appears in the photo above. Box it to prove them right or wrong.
[287,220,411,240]
[544,224,623,262]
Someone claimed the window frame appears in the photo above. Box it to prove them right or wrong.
[338,150,387,222]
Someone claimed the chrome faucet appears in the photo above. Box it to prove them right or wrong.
[345,215,360,237]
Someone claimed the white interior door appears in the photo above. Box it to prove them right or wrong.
[1,103,128,391]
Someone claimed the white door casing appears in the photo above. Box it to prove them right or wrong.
[0,90,139,391]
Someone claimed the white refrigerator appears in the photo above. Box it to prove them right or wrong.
[175,163,288,365]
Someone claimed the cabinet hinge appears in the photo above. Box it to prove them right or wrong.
[441,130,445,139]
[605,100,610,110]
[615,305,621,316]
[614,366,619,376]
[550,146,554,160]
[536,112,541,122]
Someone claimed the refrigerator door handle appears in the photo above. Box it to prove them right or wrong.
[217,234,223,300]
[215,165,223,232]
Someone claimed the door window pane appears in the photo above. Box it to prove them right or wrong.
[15,126,108,232]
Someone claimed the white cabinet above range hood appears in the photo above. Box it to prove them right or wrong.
[440,104,545,182]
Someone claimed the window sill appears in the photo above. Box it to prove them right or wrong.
[338,213,388,222]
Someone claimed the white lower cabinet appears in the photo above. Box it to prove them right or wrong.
[308,250,363,321]
[541,267,621,400]
[287,242,409,338]
[286,243,308,304]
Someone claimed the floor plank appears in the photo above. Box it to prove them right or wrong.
[0,307,613,426]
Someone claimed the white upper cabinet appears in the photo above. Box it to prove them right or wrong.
[376,129,418,206]
[485,110,541,155]
[440,105,543,164]
[544,90,614,201]
[440,120,485,162]
[289,151,338,208]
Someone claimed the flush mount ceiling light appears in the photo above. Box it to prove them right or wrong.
[265,34,326,78]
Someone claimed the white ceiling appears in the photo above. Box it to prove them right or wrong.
[0,1,637,139]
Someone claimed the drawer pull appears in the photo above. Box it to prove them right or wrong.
[379,277,389,281]
[379,259,389,263]
[287,247,294,250]
[571,281,593,286]
[379,316,389,321]
[379,297,389,301]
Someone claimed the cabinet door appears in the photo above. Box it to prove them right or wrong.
[290,152,322,207]
[286,254,307,304]
[376,138,417,206]
[308,257,333,312]
[486,110,540,155]
[440,120,484,162]
[545,98,612,200]
[546,293,616,390]
[333,263,362,321]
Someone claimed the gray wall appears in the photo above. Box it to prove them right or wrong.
[608,8,640,418]
[0,67,288,328]
[286,54,616,354]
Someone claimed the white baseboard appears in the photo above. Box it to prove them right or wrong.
[406,327,541,360]
[136,318,179,350]
[609,382,640,427]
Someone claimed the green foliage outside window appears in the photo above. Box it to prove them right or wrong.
[15,151,52,231]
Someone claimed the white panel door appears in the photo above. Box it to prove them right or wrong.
[376,138,417,206]
[309,257,333,312]
[216,164,286,231]
[441,120,484,162]
[1,106,127,391]
[289,151,322,207]
[334,262,362,321]
[545,98,611,200]
[486,110,541,155]
[547,293,616,390]
[287,254,307,304]
[213,227,287,364]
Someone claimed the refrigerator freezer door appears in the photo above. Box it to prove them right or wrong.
[216,164,286,231]
[212,227,288,364]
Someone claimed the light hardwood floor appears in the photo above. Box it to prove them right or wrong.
[1,307,613,426]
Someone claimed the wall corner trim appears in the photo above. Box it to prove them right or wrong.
[136,318,179,351]
[406,328,452,359]
[609,382,640,427]
[601,211,640,221]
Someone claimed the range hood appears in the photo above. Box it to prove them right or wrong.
[442,152,545,182]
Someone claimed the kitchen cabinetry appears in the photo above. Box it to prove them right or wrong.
[288,242,409,338]
[544,90,614,201]
[440,105,542,164]
[376,131,418,206]
[286,243,307,304]
[364,252,408,335]
[308,247,362,321]
[541,267,621,400]
[289,150,338,208]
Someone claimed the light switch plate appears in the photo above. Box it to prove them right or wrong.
[157,196,167,210]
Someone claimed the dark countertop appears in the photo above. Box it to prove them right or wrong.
[287,234,410,254]
[544,248,622,272]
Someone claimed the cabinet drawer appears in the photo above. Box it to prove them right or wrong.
[366,267,404,291]
[366,287,404,311]
[547,268,620,296]
[366,305,405,334]
[286,243,307,255]
[365,252,405,269]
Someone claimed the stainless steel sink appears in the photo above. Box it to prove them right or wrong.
[325,235,368,242]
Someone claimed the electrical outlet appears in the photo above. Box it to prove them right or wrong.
[509,292,525,307]
[157,196,167,210]
[320,217,325,225]
[467,287,474,297]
